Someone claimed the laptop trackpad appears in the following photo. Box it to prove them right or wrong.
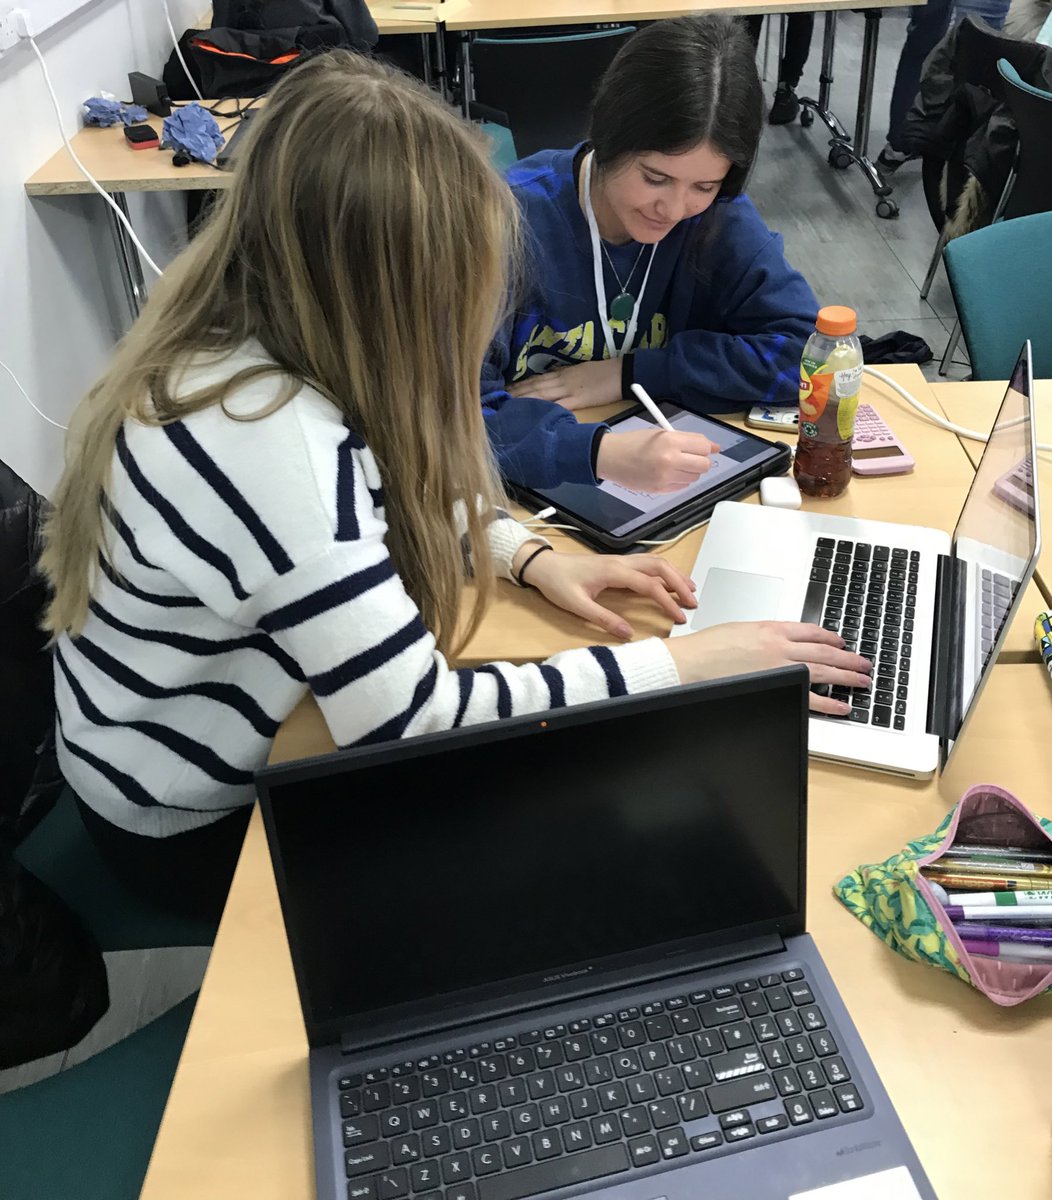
[691,567,784,630]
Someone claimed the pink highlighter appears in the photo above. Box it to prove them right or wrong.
[851,403,915,476]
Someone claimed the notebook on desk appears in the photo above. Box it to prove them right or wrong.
[674,340,1040,779]
[256,669,934,1200]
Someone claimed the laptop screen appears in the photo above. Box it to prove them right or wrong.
[949,343,1039,751]
[259,671,807,1044]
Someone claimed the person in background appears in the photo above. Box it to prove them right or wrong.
[40,53,869,919]
[481,15,818,495]
[744,13,816,125]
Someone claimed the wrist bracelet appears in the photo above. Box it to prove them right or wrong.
[514,543,554,588]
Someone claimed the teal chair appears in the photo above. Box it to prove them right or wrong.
[942,210,1052,379]
[15,787,219,952]
[0,992,196,1200]
[467,26,635,161]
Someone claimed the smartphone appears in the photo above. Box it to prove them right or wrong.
[746,405,799,431]
[124,124,160,150]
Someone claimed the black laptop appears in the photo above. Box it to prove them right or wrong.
[256,668,935,1200]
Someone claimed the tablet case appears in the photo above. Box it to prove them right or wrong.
[507,407,793,553]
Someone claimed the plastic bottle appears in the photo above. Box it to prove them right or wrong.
[794,306,864,499]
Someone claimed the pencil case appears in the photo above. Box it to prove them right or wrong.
[833,783,1052,1006]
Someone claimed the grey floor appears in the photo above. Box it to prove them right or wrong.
[749,9,971,382]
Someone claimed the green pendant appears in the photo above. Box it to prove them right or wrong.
[609,292,635,322]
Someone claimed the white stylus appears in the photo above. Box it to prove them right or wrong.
[630,383,675,433]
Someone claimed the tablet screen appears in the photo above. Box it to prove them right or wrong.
[528,406,783,539]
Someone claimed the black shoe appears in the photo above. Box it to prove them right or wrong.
[769,84,800,125]
[875,146,911,175]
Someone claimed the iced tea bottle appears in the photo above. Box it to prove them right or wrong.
[794,306,864,499]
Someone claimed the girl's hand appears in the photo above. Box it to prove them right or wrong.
[514,548,697,639]
[665,621,874,715]
[506,359,622,410]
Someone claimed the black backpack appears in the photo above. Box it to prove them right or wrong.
[164,0,378,100]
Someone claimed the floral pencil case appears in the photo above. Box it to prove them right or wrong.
[834,783,1052,1006]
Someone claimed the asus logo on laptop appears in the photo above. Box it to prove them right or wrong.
[542,966,594,984]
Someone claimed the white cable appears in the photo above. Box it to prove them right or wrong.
[24,30,164,278]
[162,0,204,101]
[863,365,1051,453]
[0,357,68,431]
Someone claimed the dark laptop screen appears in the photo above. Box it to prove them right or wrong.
[259,672,807,1040]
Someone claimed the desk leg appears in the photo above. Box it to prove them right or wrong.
[460,32,474,119]
[106,191,148,325]
[798,9,899,220]
[421,32,433,87]
[434,28,449,101]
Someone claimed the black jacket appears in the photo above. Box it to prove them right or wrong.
[901,17,1052,231]
[0,461,109,1069]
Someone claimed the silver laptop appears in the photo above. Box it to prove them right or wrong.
[257,670,935,1200]
[674,341,1040,779]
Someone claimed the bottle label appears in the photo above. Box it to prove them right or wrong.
[799,355,828,437]
[834,364,863,440]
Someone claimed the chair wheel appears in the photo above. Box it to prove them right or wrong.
[800,107,814,127]
[827,146,852,170]
[875,197,899,219]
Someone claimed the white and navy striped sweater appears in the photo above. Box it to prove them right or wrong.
[55,347,678,837]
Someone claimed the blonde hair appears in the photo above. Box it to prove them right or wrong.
[42,51,518,657]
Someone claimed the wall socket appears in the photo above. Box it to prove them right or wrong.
[0,7,25,54]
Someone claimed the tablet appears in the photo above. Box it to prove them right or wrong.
[507,403,792,553]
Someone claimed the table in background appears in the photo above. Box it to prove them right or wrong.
[932,377,1052,607]
[24,0,443,324]
[440,0,910,218]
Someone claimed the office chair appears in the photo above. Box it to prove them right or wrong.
[918,17,1050,304]
[0,993,197,1200]
[998,57,1052,219]
[467,26,635,161]
[943,210,1052,379]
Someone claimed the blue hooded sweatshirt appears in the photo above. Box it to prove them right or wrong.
[482,146,819,488]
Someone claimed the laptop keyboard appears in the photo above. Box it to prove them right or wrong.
[979,568,1016,657]
[802,538,919,730]
[338,969,866,1200]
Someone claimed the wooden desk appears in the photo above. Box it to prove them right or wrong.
[139,661,1052,1200]
[458,366,1044,667]
[931,378,1052,608]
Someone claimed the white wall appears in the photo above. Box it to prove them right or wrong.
[0,0,201,495]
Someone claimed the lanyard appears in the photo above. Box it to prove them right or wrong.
[582,151,657,360]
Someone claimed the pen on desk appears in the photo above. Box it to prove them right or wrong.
[630,383,675,433]
[1036,611,1052,681]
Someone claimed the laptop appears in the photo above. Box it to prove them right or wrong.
[257,668,935,1200]
[673,340,1040,779]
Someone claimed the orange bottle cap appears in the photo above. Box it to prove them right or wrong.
[815,305,857,336]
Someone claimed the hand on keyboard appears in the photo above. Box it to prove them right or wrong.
[666,622,872,715]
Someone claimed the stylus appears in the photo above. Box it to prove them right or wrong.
[630,384,675,433]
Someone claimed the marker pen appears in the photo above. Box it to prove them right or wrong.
[960,938,1052,963]
[953,922,1052,945]
[945,889,1052,906]
[942,903,1052,921]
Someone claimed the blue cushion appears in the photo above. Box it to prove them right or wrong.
[0,994,197,1200]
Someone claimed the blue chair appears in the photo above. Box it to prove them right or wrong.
[0,992,197,1200]
[466,26,635,161]
[997,57,1052,220]
[943,210,1052,378]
